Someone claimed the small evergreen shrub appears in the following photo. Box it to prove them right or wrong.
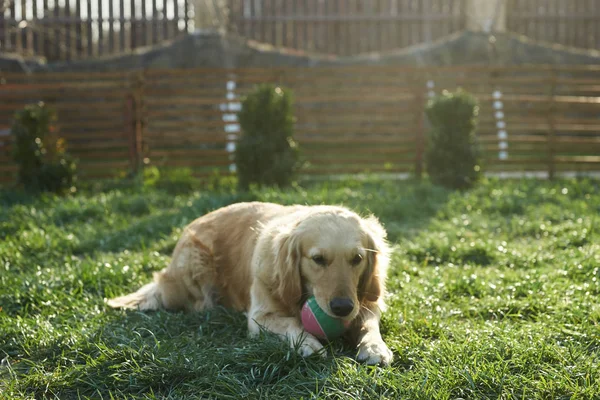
[235,84,299,190]
[156,167,197,193]
[207,170,237,193]
[142,165,161,188]
[150,167,197,194]
[425,89,481,190]
[11,102,77,194]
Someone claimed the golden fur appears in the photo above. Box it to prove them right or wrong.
[107,202,393,365]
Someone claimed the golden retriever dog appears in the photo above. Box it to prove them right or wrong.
[107,202,393,365]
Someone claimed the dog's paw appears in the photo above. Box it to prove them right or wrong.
[294,333,326,358]
[357,339,393,366]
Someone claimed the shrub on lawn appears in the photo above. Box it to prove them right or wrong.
[142,165,161,188]
[11,102,77,194]
[142,166,198,194]
[425,89,481,190]
[235,84,299,190]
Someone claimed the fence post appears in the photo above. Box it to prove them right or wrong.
[414,73,426,180]
[547,69,557,180]
[135,70,145,173]
[125,93,137,173]
[126,70,145,175]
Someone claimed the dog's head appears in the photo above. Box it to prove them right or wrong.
[272,207,390,321]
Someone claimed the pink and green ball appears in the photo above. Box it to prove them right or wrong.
[301,296,350,341]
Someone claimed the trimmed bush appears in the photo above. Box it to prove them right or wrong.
[142,165,161,188]
[11,102,77,194]
[235,84,299,190]
[155,167,197,194]
[141,166,197,194]
[425,89,481,190]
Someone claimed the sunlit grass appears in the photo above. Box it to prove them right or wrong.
[1,177,599,399]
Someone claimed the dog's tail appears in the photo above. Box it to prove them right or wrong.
[106,278,162,311]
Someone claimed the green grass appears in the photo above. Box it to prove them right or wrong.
[1,177,599,399]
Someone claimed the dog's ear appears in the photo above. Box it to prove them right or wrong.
[358,215,390,304]
[272,227,303,311]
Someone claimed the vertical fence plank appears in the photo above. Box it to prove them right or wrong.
[344,0,350,55]
[32,0,40,55]
[131,0,137,49]
[559,0,565,45]
[52,0,60,59]
[587,0,593,48]
[248,0,254,39]
[26,0,33,55]
[271,0,277,48]
[324,0,330,53]
[126,92,137,172]
[571,0,578,47]
[552,0,559,44]
[319,0,325,53]
[97,0,103,55]
[86,0,93,56]
[141,0,146,46]
[119,0,125,51]
[75,0,82,58]
[595,0,599,48]
[547,69,557,180]
[579,0,586,48]
[302,0,308,52]
[151,0,157,44]
[0,5,4,52]
[183,0,188,32]
[261,0,267,45]
[8,0,16,52]
[391,0,398,50]
[134,71,144,174]
[64,0,70,59]
[16,0,24,54]
[162,0,167,42]
[291,0,297,49]
[41,0,49,56]
[410,0,418,47]
[332,0,340,54]
[585,0,592,48]
[173,0,179,38]
[108,0,114,53]
[282,0,288,48]
[414,74,426,179]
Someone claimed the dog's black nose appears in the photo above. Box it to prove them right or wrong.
[329,297,354,317]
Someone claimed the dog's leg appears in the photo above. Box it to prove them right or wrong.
[247,282,325,357]
[107,233,215,312]
[347,302,393,366]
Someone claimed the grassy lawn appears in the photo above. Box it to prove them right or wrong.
[1,177,599,399]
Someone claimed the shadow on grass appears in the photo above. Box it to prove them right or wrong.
[72,194,245,255]
[16,307,349,399]
[71,180,453,256]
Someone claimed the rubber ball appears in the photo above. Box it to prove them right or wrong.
[301,296,350,341]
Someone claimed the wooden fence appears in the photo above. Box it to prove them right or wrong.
[1,66,600,184]
[0,72,136,180]
[0,0,191,61]
[227,0,467,56]
[507,0,600,50]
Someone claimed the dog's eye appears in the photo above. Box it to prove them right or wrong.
[350,254,363,266]
[312,255,326,266]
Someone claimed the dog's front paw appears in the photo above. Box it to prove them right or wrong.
[293,333,326,358]
[357,339,393,366]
